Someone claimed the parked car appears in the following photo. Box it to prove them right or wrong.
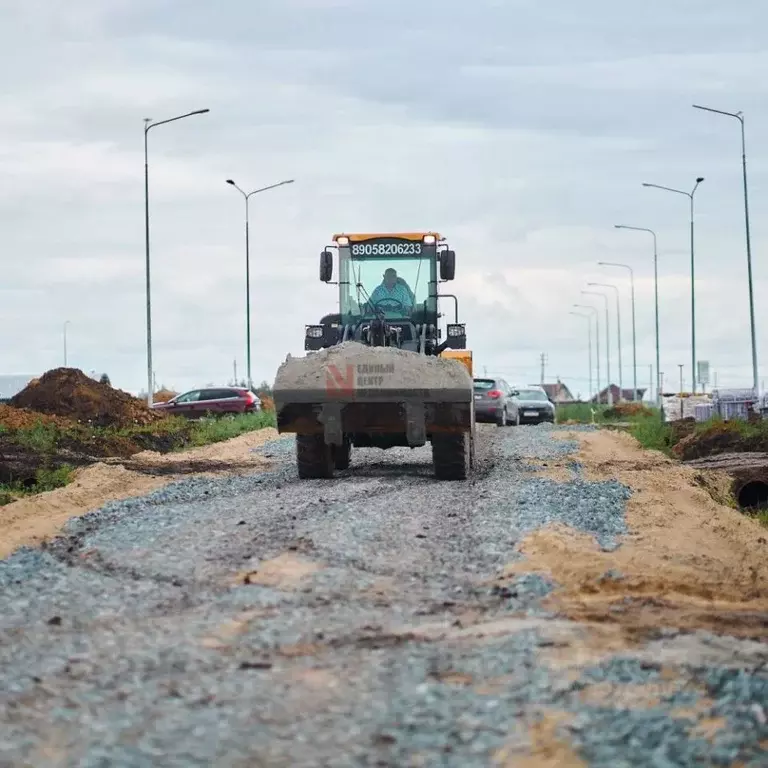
[509,386,556,425]
[150,387,261,419]
[473,377,517,426]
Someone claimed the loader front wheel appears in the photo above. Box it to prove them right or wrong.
[432,432,470,481]
[296,434,334,479]
[332,439,351,470]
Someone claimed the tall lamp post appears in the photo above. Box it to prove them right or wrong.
[573,304,600,401]
[598,262,637,401]
[63,321,70,367]
[582,290,612,405]
[615,225,660,405]
[570,311,593,400]
[693,104,758,394]
[642,177,704,393]
[226,178,295,391]
[588,282,622,401]
[144,108,210,407]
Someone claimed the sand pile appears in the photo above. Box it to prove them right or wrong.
[10,368,165,429]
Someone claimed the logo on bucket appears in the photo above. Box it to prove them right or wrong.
[325,362,397,396]
[325,363,355,396]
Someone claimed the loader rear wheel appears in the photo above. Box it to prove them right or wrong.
[432,432,470,481]
[332,439,351,470]
[296,434,334,479]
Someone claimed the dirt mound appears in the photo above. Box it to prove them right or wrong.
[604,402,655,420]
[153,389,178,403]
[672,421,768,461]
[0,404,75,430]
[10,368,166,429]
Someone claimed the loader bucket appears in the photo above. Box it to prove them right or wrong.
[273,341,474,450]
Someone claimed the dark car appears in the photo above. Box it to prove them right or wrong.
[473,377,516,426]
[509,386,556,425]
[151,387,261,419]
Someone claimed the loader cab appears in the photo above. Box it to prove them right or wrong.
[308,232,462,354]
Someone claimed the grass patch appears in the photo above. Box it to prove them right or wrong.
[0,409,276,502]
[0,463,75,505]
[557,402,660,425]
[186,410,276,448]
[630,416,674,454]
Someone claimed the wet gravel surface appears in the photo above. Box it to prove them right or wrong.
[1,424,767,767]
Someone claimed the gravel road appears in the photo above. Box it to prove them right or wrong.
[2,424,767,767]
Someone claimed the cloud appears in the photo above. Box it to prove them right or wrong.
[1,0,767,398]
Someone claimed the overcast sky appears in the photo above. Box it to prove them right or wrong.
[2,0,767,398]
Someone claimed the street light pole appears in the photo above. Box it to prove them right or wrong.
[598,262,637,401]
[588,282,622,401]
[63,321,70,367]
[693,104,758,394]
[570,311,593,400]
[574,304,600,400]
[226,178,295,390]
[582,290,612,405]
[643,177,704,393]
[143,108,210,407]
[614,225,659,406]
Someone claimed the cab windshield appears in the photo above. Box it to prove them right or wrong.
[341,255,431,321]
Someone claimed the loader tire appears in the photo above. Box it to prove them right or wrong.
[296,434,334,479]
[333,439,351,470]
[432,432,470,481]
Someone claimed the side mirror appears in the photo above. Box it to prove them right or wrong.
[510,390,519,397]
[319,250,333,282]
[440,249,456,281]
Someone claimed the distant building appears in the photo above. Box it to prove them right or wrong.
[0,374,37,402]
[541,380,575,403]
[591,384,647,404]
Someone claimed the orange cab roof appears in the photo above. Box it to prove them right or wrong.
[332,232,442,243]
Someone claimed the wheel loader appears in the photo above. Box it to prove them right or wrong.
[273,232,475,480]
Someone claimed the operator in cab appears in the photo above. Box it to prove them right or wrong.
[367,268,415,316]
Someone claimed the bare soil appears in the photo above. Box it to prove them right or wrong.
[0,427,278,558]
[504,429,768,642]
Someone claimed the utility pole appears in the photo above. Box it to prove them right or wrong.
[643,177,704,394]
[63,321,70,367]
[233,359,237,386]
[582,290,612,405]
[226,177,295,391]
[649,364,653,403]
[678,364,684,419]
[540,353,548,385]
[693,104,758,394]
[144,107,210,406]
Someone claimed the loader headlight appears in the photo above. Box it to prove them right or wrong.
[306,325,324,339]
[423,234,436,245]
[336,236,349,246]
[447,324,465,337]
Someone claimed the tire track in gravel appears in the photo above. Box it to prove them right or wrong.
[1,424,767,767]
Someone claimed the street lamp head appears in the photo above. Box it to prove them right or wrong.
[194,109,210,115]
[226,179,236,185]
[696,176,704,183]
